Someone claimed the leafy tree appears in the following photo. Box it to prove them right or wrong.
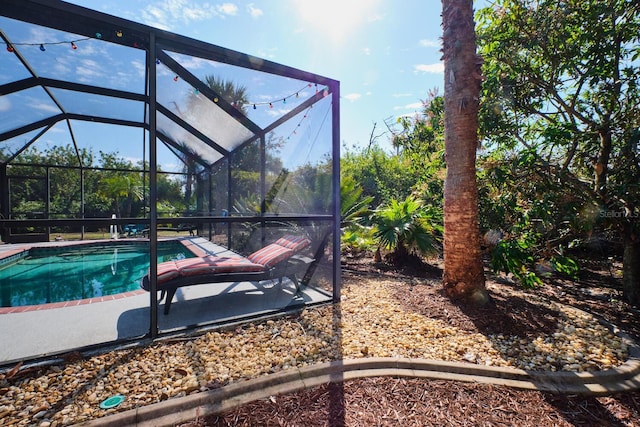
[392,92,446,204]
[340,175,375,253]
[97,173,143,218]
[477,144,590,284]
[202,75,249,115]
[9,145,92,220]
[441,0,488,305]
[341,144,415,208]
[340,175,374,230]
[477,0,640,302]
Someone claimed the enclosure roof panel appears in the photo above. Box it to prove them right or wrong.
[0,86,60,134]
[0,0,337,169]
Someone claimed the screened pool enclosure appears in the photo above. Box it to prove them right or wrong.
[0,0,340,363]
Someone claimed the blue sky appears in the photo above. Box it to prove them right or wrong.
[65,0,446,152]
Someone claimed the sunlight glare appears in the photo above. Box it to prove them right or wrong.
[292,0,381,43]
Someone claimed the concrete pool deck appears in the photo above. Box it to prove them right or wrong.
[0,237,332,365]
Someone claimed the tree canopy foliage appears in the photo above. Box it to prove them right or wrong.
[476,0,640,302]
[6,145,184,228]
[339,0,640,305]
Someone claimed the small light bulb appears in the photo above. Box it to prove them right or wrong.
[253,104,256,110]
[39,44,46,52]
[71,42,77,50]
[173,76,179,82]
[269,103,273,108]
[95,32,102,39]
[214,97,219,103]
[116,30,123,37]
[283,98,286,104]
[156,59,160,64]
[6,45,14,52]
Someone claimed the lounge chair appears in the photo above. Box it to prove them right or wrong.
[124,224,146,237]
[140,235,313,314]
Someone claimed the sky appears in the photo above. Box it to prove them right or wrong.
[64,0,447,152]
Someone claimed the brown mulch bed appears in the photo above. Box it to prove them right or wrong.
[192,377,640,426]
[183,254,640,427]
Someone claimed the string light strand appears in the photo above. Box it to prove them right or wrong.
[155,57,330,110]
[247,83,315,109]
[6,36,92,52]
[285,106,313,141]
[246,83,329,110]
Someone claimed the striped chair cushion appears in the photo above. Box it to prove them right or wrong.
[155,261,180,284]
[175,256,264,276]
[274,235,311,252]
[247,243,293,268]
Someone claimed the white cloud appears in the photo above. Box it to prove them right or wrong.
[0,96,11,112]
[75,59,104,82]
[419,39,440,48]
[265,108,290,118]
[392,93,413,98]
[362,47,372,55]
[247,4,263,18]
[183,6,210,21]
[414,63,444,74]
[172,55,210,70]
[141,0,223,29]
[405,102,423,109]
[131,59,146,78]
[141,6,171,30]
[30,101,61,114]
[217,3,238,16]
[394,102,423,111]
[344,93,362,102]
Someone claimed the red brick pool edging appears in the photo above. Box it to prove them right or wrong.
[0,290,147,314]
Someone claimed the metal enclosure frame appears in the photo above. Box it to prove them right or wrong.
[0,0,340,346]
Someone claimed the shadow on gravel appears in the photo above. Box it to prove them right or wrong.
[455,285,560,338]
[327,304,346,426]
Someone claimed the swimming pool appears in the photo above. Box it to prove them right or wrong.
[0,241,195,307]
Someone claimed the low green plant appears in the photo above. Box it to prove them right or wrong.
[341,227,376,252]
[490,238,542,288]
[371,195,442,262]
[491,236,579,288]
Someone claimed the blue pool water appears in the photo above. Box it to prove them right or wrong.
[0,241,195,307]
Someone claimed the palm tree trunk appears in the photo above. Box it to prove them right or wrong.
[441,0,488,305]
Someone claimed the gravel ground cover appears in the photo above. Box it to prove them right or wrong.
[0,259,637,426]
